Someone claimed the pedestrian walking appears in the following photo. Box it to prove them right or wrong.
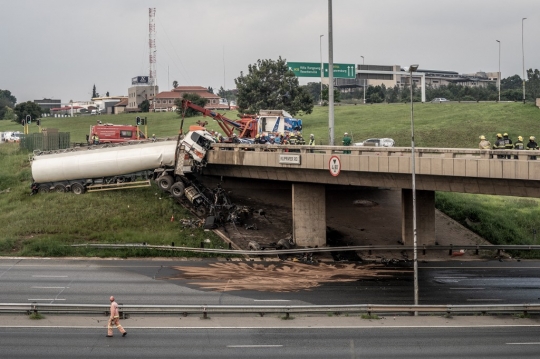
[478,135,491,150]
[308,134,315,146]
[107,296,127,337]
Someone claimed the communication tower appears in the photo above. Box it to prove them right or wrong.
[149,8,157,111]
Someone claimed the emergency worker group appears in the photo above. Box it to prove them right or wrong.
[479,133,539,159]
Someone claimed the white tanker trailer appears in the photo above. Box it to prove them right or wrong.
[30,128,215,200]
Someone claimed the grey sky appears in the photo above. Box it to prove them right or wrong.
[2,0,538,103]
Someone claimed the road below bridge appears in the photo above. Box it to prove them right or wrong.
[1,258,540,306]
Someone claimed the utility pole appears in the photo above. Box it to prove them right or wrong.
[522,17,526,104]
[328,0,334,145]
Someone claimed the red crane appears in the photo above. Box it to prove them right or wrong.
[181,100,258,138]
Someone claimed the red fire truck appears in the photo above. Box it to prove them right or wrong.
[88,124,146,144]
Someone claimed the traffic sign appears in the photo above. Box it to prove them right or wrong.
[329,155,341,177]
[287,62,356,79]
[287,62,322,77]
[324,63,356,79]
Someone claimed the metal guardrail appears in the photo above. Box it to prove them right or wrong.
[70,243,540,256]
[2,303,539,318]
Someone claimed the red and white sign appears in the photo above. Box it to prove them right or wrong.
[329,155,341,177]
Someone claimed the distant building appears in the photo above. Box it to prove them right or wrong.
[91,96,128,115]
[151,86,226,112]
[127,76,158,112]
[335,64,498,91]
[34,98,61,112]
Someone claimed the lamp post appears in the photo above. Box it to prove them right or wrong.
[522,18,526,104]
[409,64,419,313]
[320,34,324,105]
[361,56,365,104]
[496,40,501,102]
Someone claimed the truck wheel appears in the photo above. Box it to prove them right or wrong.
[277,238,292,250]
[195,206,208,217]
[248,241,261,251]
[169,182,185,198]
[158,175,174,192]
[71,183,85,195]
[54,184,67,193]
[38,185,50,194]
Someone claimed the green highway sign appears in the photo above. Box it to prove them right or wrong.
[287,62,322,77]
[287,62,356,79]
[324,63,356,79]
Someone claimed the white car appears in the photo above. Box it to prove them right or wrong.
[431,98,450,103]
[354,138,395,147]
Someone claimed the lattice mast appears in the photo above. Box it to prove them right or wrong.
[149,8,157,110]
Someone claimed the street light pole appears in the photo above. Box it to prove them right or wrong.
[361,56,365,104]
[328,0,334,145]
[522,18,527,104]
[496,40,500,102]
[409,64,419,314]
[320,34,324,105]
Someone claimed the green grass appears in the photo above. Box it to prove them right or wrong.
[1,102,540,257]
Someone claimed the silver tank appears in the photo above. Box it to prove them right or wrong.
[31,141,178,183]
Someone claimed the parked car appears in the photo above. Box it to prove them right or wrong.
[354,138,395,147]
[431,98,450,103]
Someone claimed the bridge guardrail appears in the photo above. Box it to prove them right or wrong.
[210,143,540,160]
[3,303,539,318]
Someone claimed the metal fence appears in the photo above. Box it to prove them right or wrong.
[2,303,539,319]
[19,132,71,152]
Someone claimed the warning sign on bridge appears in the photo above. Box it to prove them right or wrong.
[329,156,341,177]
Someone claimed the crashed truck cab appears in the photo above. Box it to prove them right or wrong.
[181,126,215,164]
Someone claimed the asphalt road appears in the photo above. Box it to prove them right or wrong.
[1,258,540,305]
[2,326,540,358]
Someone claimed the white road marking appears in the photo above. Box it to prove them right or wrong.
[31,287,69,289]
[32,275,68,278]
[466,299,503,301]
[253,300,290,302]
[506,342,540,345]
[227,345,283,348]
[450,288,485,290]
[434,277,468,279]
[27,299,66,301]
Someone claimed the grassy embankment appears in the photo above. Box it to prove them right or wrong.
[0,102,539,257]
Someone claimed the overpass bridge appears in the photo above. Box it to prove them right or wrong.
[204,144,540,247]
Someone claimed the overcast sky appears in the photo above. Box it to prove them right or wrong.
[2,0,539,104]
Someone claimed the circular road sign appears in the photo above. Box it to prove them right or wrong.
[329,155,341,177]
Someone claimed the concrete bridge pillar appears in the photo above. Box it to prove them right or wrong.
[401,189,435,245]
[292,183,326,247]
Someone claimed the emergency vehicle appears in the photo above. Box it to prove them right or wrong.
[88,124,146,144]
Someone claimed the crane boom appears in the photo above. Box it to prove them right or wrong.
[181,99,257,138]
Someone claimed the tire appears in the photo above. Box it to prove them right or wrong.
[38,185,50,194]
[169,182,185,198]
[195,206,208,218]
[53,184,67,193]
[277,238,292,250]
[157,175,174,192]
[248,241,261,251]
[71,183,85,195]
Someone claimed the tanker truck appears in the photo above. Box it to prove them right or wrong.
[30,127,219,215]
